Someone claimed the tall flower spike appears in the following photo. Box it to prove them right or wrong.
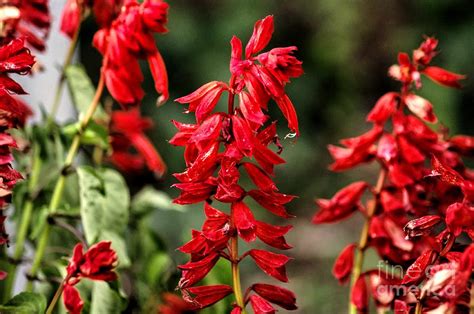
[172,16,301,312]
[314,37,470,313]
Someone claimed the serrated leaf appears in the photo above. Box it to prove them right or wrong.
[0,292,46,314]
[65,65,107,120]
[131,186,183,216]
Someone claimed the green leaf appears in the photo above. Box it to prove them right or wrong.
[65,65,107,120]
[90,281,125,314]
[145,252,172,286]
[62,121,109,149]
[131,186,183,216]
[0,292,47,314]
[78,166,130,244]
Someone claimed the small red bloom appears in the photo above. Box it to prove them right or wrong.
[313,181,368,223]
[110,108,166,177]
[351,275,368,312]
[332,243,356,284]
[422,66,466,88]
[249,295,275,314]
[63,284,84,314]
[66,241,118,285]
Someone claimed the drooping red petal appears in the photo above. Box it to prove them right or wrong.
[251,283,297,310]
[422,66,465,89]
[232,201,256,242]
[255,221,292,250]
[60,0,81,39]
[249,249,291,282]
[402,249,436,285]
[238,91,266,125]
[63,284,84,314]
[243,162,277,192]
[249,295,275,314]
[332,243,356,284]
[148,51,169,105]
[350,275,368,312]
[182,285,233,309]
[366,92,399,124]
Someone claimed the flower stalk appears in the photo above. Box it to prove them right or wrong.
[27,64,106,291]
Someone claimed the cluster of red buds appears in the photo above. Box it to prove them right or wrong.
[171,16,301,313]
[60,0,169,176]
[0,0,50,51]
[0,38,36,278]
[313,37,470,312]
[62,241,118,314]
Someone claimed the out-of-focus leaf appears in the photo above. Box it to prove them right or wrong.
[65,65,107,120]
[131,186,183,216]
[90,281,124,314]
[145,252,172,286]
[0,292,46,314]
[62,121,109,149]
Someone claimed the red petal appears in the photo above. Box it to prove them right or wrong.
[251,283,297,310]
[232,201,256,242]
[245,15,274,58]
[243,162,277,192]
[63,285,84,314]
[423,66,465,89]
[249,295,275,314]
[332,243,356,284]
[366,92,399,124]
[377,134,398,162]
[404,94,437,123]
[148,51,169,105]
[350,276,368,311]
[249,249,290,282]
[178,253,220,288]
[238,91,266,125]
[402,249,436,285]
[182,285,233,309]
[255,221,292,250]
[232,115,254,156]
[275,95,299,136]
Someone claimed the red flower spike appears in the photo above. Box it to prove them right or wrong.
[245,15,274,58]
[174,16,299,312]
[63,284,84,314]
[313,181,368,224]
[422,66,466,89]
[332,243,356,284]
[249,295,275,314]
[182,285,233,309]
[252,283,297,310]
[249,249,291,282]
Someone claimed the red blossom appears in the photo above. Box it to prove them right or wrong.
[174,16,300,312]
[63,284,84,314]
[158,293,196,314]
[332,243,356,284]
[251,283,297,310]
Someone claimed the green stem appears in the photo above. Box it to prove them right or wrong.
[27,68,106,291]
[349,168,386,314]
[48,20,81,122]
[230,236,246,313]
[1,146,43,300]
[45,281,65,314]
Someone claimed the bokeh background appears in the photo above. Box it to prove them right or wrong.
[33,0,474,313]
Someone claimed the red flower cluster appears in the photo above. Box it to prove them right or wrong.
[62,241,118,314]
[0,0,50,51]
[171,16,301,312]
[61,0,169,107]
[110,108,166,176]
[313,37,469,312]
[0,38,34,250]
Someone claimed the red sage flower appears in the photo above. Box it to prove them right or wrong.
[171,16,302,313]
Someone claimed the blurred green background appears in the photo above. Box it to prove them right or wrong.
[78,1,474,312]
